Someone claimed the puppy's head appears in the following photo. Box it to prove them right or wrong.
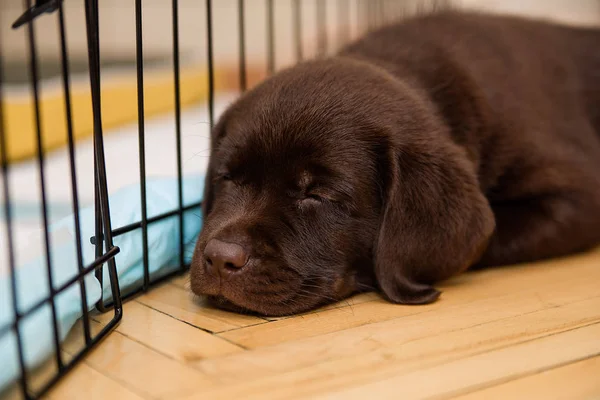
[190,58,494,316]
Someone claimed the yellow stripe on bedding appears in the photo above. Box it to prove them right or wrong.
[1,66,216,164]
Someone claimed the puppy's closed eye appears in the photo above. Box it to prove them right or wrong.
[213,170,233,183]
[287,188,322,206]
[299,193,324,207]
[293,171,325,205]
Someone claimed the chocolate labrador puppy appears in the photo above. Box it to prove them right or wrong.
[190,10,600,316]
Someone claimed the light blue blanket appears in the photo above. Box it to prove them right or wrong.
[0,175,204,392]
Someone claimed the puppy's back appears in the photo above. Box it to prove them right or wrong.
[339,11,600,190]
[569,25,600,134]
[342,11,598,125]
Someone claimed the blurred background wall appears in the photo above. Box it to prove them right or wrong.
[2,0,600,77]
[1,0,599,164]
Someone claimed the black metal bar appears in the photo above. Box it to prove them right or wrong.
[388,0,395,22]
[417,0,425,15]
[358,0,366,34]
[316,0,327,57]
[400,0,408,20]
[384,0,390,24]
[93,154,105,311]
[0,25,30,399]
[373,0,379,27]
[91,262,188,311]
[238,0,247,92]
[12,0,63,29]
[91,0,106,313]
[0,246,121,333]
[364,0,369,32]
[337,0,350,49]
[90,202,202,243]
[135,0,150,290]
[368,0,374,32]
[84,0,123,314]
[292,0,303,62]
[206,0,214,128]
[24,0,64,372]
[266,0,275,75]
[20,308,121,400]
[366,0,372,31]
[57,2,91,345]
[172,0,185,273]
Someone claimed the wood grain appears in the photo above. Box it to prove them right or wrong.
[94,301,243,361]
[314,323,600,400]
[452,355,600,400]
[36,247,600,400]
[136,282,267,333]
[46,364,145,400]
[178,297,600,399]
[82,327,214,399]
[218,249,600,348]
[193,278,600,384]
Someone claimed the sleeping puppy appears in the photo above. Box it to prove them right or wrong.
[190,10,600,316]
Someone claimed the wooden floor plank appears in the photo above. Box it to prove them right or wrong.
[95,301,244,361]
[35,248,600,400]
[218,250,600,348]
[0,386,24,400]
[169,274,190,290]
[263,292,382,321]
[136,282,268,333]
[45,363,145,400]
[194,278,600,385]
[452,356,600,400]
[82,328,214,399]
[1,317,110,400]
[178,296,600,399]
[315,323,600,400]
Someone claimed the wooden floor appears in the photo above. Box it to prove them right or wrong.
[41,247,600,400]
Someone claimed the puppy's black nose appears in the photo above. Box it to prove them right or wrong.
[204,239,249,276]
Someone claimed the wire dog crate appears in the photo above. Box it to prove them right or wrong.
[0,0,441,398]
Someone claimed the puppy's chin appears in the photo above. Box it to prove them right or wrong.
[190,263,358,317]
[206,296,259,315]
[200,285,334,317]
[204,294,315,317]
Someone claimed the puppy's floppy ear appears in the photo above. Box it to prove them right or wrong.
[374,135,495,304]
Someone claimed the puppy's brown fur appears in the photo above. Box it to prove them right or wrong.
[190,10,600,316]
